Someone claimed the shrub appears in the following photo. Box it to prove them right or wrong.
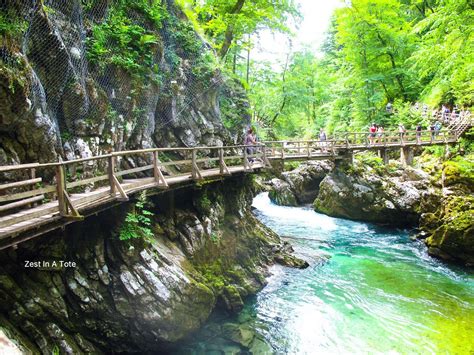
[119,192,154,241]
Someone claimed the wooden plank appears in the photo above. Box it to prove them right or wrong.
[0,204,59,229]
[160,159,191,166]
[68,174,109,188]
[115,164,154,177]
[196,157,220,163]
[0,178,42,191]
[0,195,44,212]
[0,185,56,203]
[0,163,40,173]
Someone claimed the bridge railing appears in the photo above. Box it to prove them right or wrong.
[262,140,339,159]
[329,129,457,147]
[0,144,265,222]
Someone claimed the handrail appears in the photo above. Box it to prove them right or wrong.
[0,117,470,231]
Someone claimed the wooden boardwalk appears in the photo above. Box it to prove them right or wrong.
[0,119,471,250]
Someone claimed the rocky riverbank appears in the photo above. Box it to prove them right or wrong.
[268,152,473,266]
[0,176,306,353]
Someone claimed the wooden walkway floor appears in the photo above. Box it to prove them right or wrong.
[0,119,471,250]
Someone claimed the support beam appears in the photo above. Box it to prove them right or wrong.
[108,155,116,195]
[56,164,67,216]
[192,149,203,180]
[112,175,129,201]
[400,147,414,166]
[153,151,169,188]
[379,148,389,165]
[63,192,84,220]
[219,148,231,175]
[261,146,272,169]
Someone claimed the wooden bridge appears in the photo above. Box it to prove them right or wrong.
[0,118,471,250]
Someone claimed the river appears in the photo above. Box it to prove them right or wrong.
[176,192,474,354]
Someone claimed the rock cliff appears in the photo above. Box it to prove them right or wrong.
[0,176,303,353]
[0,0,246,168]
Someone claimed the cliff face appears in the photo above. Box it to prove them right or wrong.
[0,0,245,167]
[0,176,300,353]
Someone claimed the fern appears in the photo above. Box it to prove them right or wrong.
[119,192,154,241]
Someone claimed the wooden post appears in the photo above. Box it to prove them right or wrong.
[192,149,203,180]
[56,164,67,216]
[219,148,230,175]
[307,141,311,158]
[153,151,169,188]
[29,167,36,207]
[262,144,272,168]
[281,142,285,159]
[345,133,349,149]
[400,147,414,166]
[108,155,116,195]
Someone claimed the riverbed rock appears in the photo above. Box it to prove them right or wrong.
[268,178,298,206]
[268,161,334,206]
[420,155,474,265]
[313,163,431,225]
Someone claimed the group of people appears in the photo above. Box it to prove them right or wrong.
[368,124,385,144]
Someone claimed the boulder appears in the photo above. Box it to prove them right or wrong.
[268,178,298,206]
[268,161,334,206]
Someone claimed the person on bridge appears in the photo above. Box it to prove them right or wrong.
[434,121,442,136]
[369,123,377,145]
[377,126,384,144]
[319,128,327,152]
[416,124,422,144]
[429,123,436,141]
[398,124,406,142]
[245,127,257,163]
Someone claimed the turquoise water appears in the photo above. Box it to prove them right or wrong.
[177,193,474,354]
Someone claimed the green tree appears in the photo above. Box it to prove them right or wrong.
[182,0,300,58]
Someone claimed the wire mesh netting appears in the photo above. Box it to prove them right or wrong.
[0,0,229,165]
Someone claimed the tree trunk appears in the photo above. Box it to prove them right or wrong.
[218,0,246,58]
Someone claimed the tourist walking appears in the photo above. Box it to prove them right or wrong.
[416,124,422,144]
[398,124,406,143]
[319,128,327,152]
[245,127,256,162]
[429,123,436,141]
[369,123,377,145]
[377,126,384,144]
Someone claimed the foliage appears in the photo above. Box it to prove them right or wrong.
[195,192,212,215]
[180,0,301,58]
[410,0,473,105]
[238,0,473,140]
[0,9,28,43]
[119,192,154,241]
[86,0,166,79]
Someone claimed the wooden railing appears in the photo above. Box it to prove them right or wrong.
[0,144,268,222]
[0,118,470,240]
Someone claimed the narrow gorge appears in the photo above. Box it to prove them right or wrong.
[1,0,473,353]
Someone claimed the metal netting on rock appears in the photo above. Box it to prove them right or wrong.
[0,0,230,167]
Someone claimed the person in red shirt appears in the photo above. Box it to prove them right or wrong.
[369,123,377,145]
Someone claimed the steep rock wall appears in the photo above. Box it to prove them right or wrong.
[0,0,247,167]
[0,176,302,353]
